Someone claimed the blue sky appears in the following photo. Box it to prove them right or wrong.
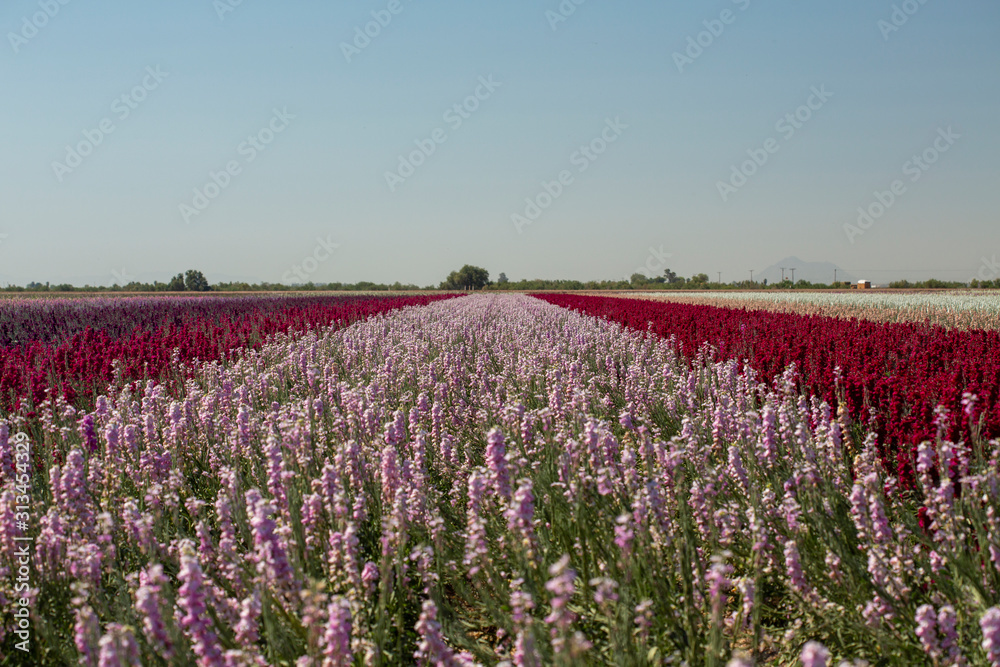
[1,0,998,286]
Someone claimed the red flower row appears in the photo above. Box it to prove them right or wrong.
[0,294,455,415]
[533,293,1000,483]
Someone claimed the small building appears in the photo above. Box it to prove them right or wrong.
[856,280,872,290]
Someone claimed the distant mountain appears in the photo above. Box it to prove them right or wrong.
[755,256,855,286]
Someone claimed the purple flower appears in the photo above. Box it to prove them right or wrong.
[799,641,829,667]
[322,596,353,667]
[464,470,489,576]
[74,595,100,667]
[246,489,296,599]
[981,607,1000,666]
[486,428,510,500]
[937,605,962,664]
[506,479,536,555]
[758,404,778,466]
[510,583,535,628]
[784,540,816,603]
[589,577,619,609]
[513,630,541,667]
[614,514,634,560]
[728,445,749,492]
[177,539,224,667]
[634,600,654,643]
[915,604,939,658]
[361,561,379,595]
[735,577,754,629]
[97,624,141,667]
[135,564,174,659]
[414,599,476,666]
[78,414,98,452]
[544,555,577,653]
[706,554,733,621]
[234,588,262,648]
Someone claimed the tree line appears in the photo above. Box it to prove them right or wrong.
[4,266,996,293]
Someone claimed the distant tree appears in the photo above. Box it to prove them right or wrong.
[663,268,680,284]
[630,273,649,286]
[440,265,490,290]
[184,270,210,292]
[690,273,709,285]
[498,272,509,284]
[167,274,186,291]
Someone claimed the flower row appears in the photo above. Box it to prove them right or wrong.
[0,294,454,415]
[534,293,1000,483]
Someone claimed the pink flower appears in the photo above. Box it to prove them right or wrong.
[321,597,352,667]
[135,564,174,659]
[981,607,1000,666]
[486,428,510,500]
[413,600,477,666]
[177,539,224,666]
[799,641,829,667]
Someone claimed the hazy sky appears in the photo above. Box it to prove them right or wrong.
[2,0,998,286]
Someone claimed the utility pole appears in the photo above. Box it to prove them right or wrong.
[749,269,754,284]
[790,268,796,283]
[717,272,721,285]
[834,268,838,284]
[780,267,786,282]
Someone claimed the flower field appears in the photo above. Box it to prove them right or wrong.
[536,293,1000,486]
[0,294,453,416]
[3,293,1000,665]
